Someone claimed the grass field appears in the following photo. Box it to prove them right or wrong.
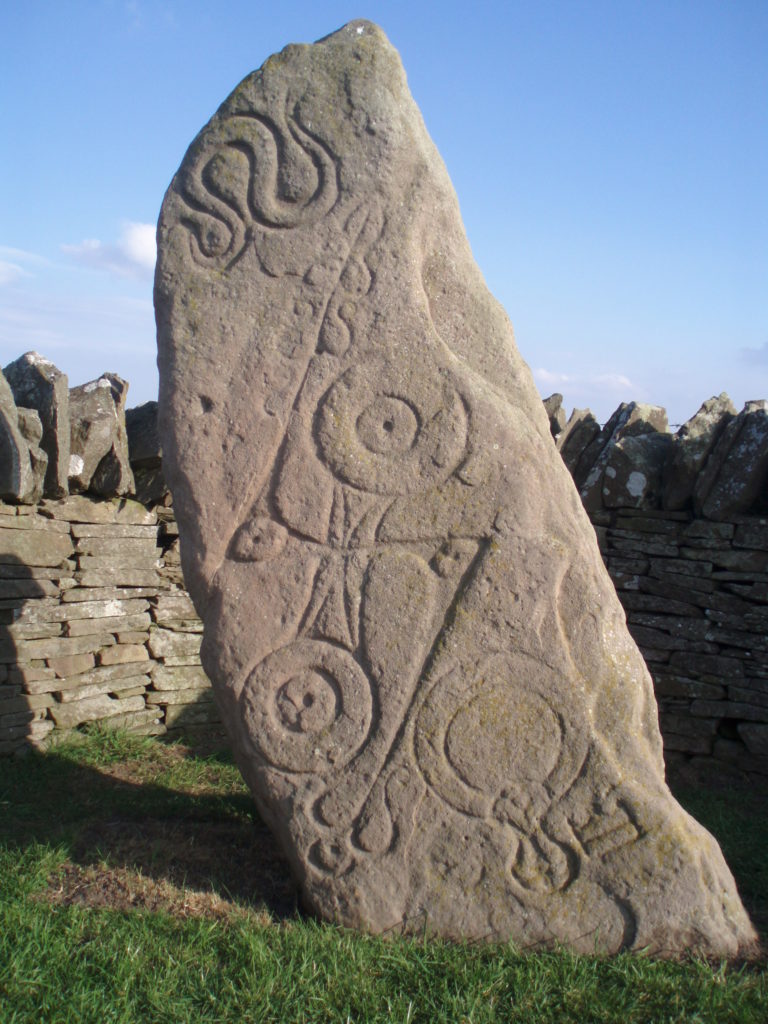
[1,727,766,1023]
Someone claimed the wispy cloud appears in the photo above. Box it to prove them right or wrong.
[62,222,156,280]
[740,342,768,366]
[0,261,29,286]
[534,368,634,392]
[0,246,49,286]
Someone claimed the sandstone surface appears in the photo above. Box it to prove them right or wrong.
[155,21,755,954]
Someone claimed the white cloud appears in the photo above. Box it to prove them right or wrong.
[0,246,49,286]
[62,221,156,280]
[740,342,768,366]
[534,368,633,392]
[0,261,28,286]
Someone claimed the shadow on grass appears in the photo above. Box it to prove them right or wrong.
[0,739,299,921]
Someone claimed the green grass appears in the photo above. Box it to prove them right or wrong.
[1,727,766,1023]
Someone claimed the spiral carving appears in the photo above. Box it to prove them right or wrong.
[241,639,373,774]
[178,110,339,269]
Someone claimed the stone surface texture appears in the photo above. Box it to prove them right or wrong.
[0,371,40,503]
[3,353,70,498]
[154,22,754,953]
[663,394,736,511]
[69,374,135,497]
[695,400,768,520]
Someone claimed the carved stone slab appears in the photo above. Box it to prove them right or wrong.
[155,21,756,954]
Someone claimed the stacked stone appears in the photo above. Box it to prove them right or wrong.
[555,394,768,780]
[0,493,221,753]
[146,584,220,744]
[0,352,222,754]
[0,497,162,751]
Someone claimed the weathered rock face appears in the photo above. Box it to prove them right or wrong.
[125,402,167,505]
[0,370,42,503]
[3,352,70,498]
[69,374,135,498]
[155,21,755,954]
[663,394,736,511]
[694,400,768,520]
[542,393,566,438]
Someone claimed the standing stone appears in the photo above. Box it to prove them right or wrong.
[556,408,600,477]
[663,394,736,511]
[126,401,167,504]
[602,432,674,510]
[69,374,135,497]
[0,370,39,502]
[155,21,755,955]
[576,403,669,514]
[16,407,49,503]
[694,400,768,520]
[3,352,70,497]
[542,393,566,438]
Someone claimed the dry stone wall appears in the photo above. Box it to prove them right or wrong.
[547,393,768,781]
[0,495,223,754]
[2,352,767,784]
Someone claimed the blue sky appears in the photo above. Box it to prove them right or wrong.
[1,1,766,425]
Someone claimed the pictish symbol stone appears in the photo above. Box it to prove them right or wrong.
[155,20,757,955]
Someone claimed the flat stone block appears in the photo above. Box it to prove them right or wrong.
[21,633,115,661]
[77,570,163,589]
[0,525,74,567]
[147,628,201,659]
[62,586,162,603]
[49,693,146,729]
[77,555,161,571]
[66,612,151,637]
[98,644,149,666]
[57,673,151,703]
[146,687,213,705]
[46,652,96,679]
[70,522,160,539]
[150,665,211,690]
[40,496,156,525]
[75,537,160,557]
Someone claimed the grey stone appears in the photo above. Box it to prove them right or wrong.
[126,401,161,464]
[0,371,40,503]
[577,403,669,514]
[663,394,736,510]
[98,644,149,667]
[737,723,768,756]
[56,673,151,703]
[49,693,146,729]
[16,407,49,502]
[695,401,768,519]
[147,628,201,659]
[556,408,600,477]
[154,21,755,955]
[3,352,70,497]
[40,495,156,525]
[68,374,135,497]
[132,465,168,506]
[77,569,163,589]
[126,401,168,504]
[542,393,566,438]
[0,523,74,567]
[602,433,674,510]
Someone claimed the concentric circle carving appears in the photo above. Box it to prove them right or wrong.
[315,361,468,494]
[414,653,586,820]
[241,640,373,773]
